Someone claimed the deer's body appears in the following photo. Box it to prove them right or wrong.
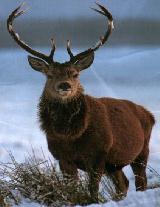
[39,92,155,200]
[39,93,154,167]
[7,3,155,203]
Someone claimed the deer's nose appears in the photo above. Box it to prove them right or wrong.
[57,82,71,91]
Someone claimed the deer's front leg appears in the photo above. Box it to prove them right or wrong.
[88,156,105,203]
[59,160,78,180]
[88,171,102,203]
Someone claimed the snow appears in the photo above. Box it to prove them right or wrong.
[80,189,160,207]
[0,46,160,206]
[16,188,160,207]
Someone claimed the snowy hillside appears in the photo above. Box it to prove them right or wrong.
[0,46,160,206]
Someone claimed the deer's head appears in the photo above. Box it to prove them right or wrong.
[7,3,114,101]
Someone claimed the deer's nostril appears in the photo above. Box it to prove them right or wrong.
[58,82,71,91]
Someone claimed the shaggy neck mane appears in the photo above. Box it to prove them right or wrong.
[39,93,89,140]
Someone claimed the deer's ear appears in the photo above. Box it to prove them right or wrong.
[28,56,49,73]
[74,52,94,70]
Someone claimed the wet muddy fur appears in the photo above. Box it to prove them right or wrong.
[39,92,155,202]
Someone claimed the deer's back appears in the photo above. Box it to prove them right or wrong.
[99,97,155,130]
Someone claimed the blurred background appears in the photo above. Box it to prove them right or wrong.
[1,0,160,48]
[0,0,160,179]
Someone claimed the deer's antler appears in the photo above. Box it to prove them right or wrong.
[67,3,114,63]
[8,3,113,64]
[7,3,55,63]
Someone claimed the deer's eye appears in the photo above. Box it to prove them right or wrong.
[73,73,79,79]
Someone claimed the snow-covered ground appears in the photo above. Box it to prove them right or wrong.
[0,46,160,206]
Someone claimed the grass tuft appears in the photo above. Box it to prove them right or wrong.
[0,152,115,206]
[1,152,160,206]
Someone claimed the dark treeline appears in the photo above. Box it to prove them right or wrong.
[1,18,160,48]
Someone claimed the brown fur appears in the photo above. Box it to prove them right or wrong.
[39,90,155,202]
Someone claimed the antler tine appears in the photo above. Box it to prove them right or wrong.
[7,4,53,63]
[91,8,105,16]
[49,38,56,60]
[91,3,114,51]
[95,3,112,17]
[69,3,114,63]
[67,40,74,59]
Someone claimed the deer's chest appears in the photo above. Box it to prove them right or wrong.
[47,127,106,170]
[39,98,87,138]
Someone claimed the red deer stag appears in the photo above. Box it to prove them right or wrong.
[7,3,155,203]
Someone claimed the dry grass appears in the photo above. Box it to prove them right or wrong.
[0,152,117,207]
[0,152,160,207]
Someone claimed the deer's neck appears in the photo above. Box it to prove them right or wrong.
[39,94,89,140]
